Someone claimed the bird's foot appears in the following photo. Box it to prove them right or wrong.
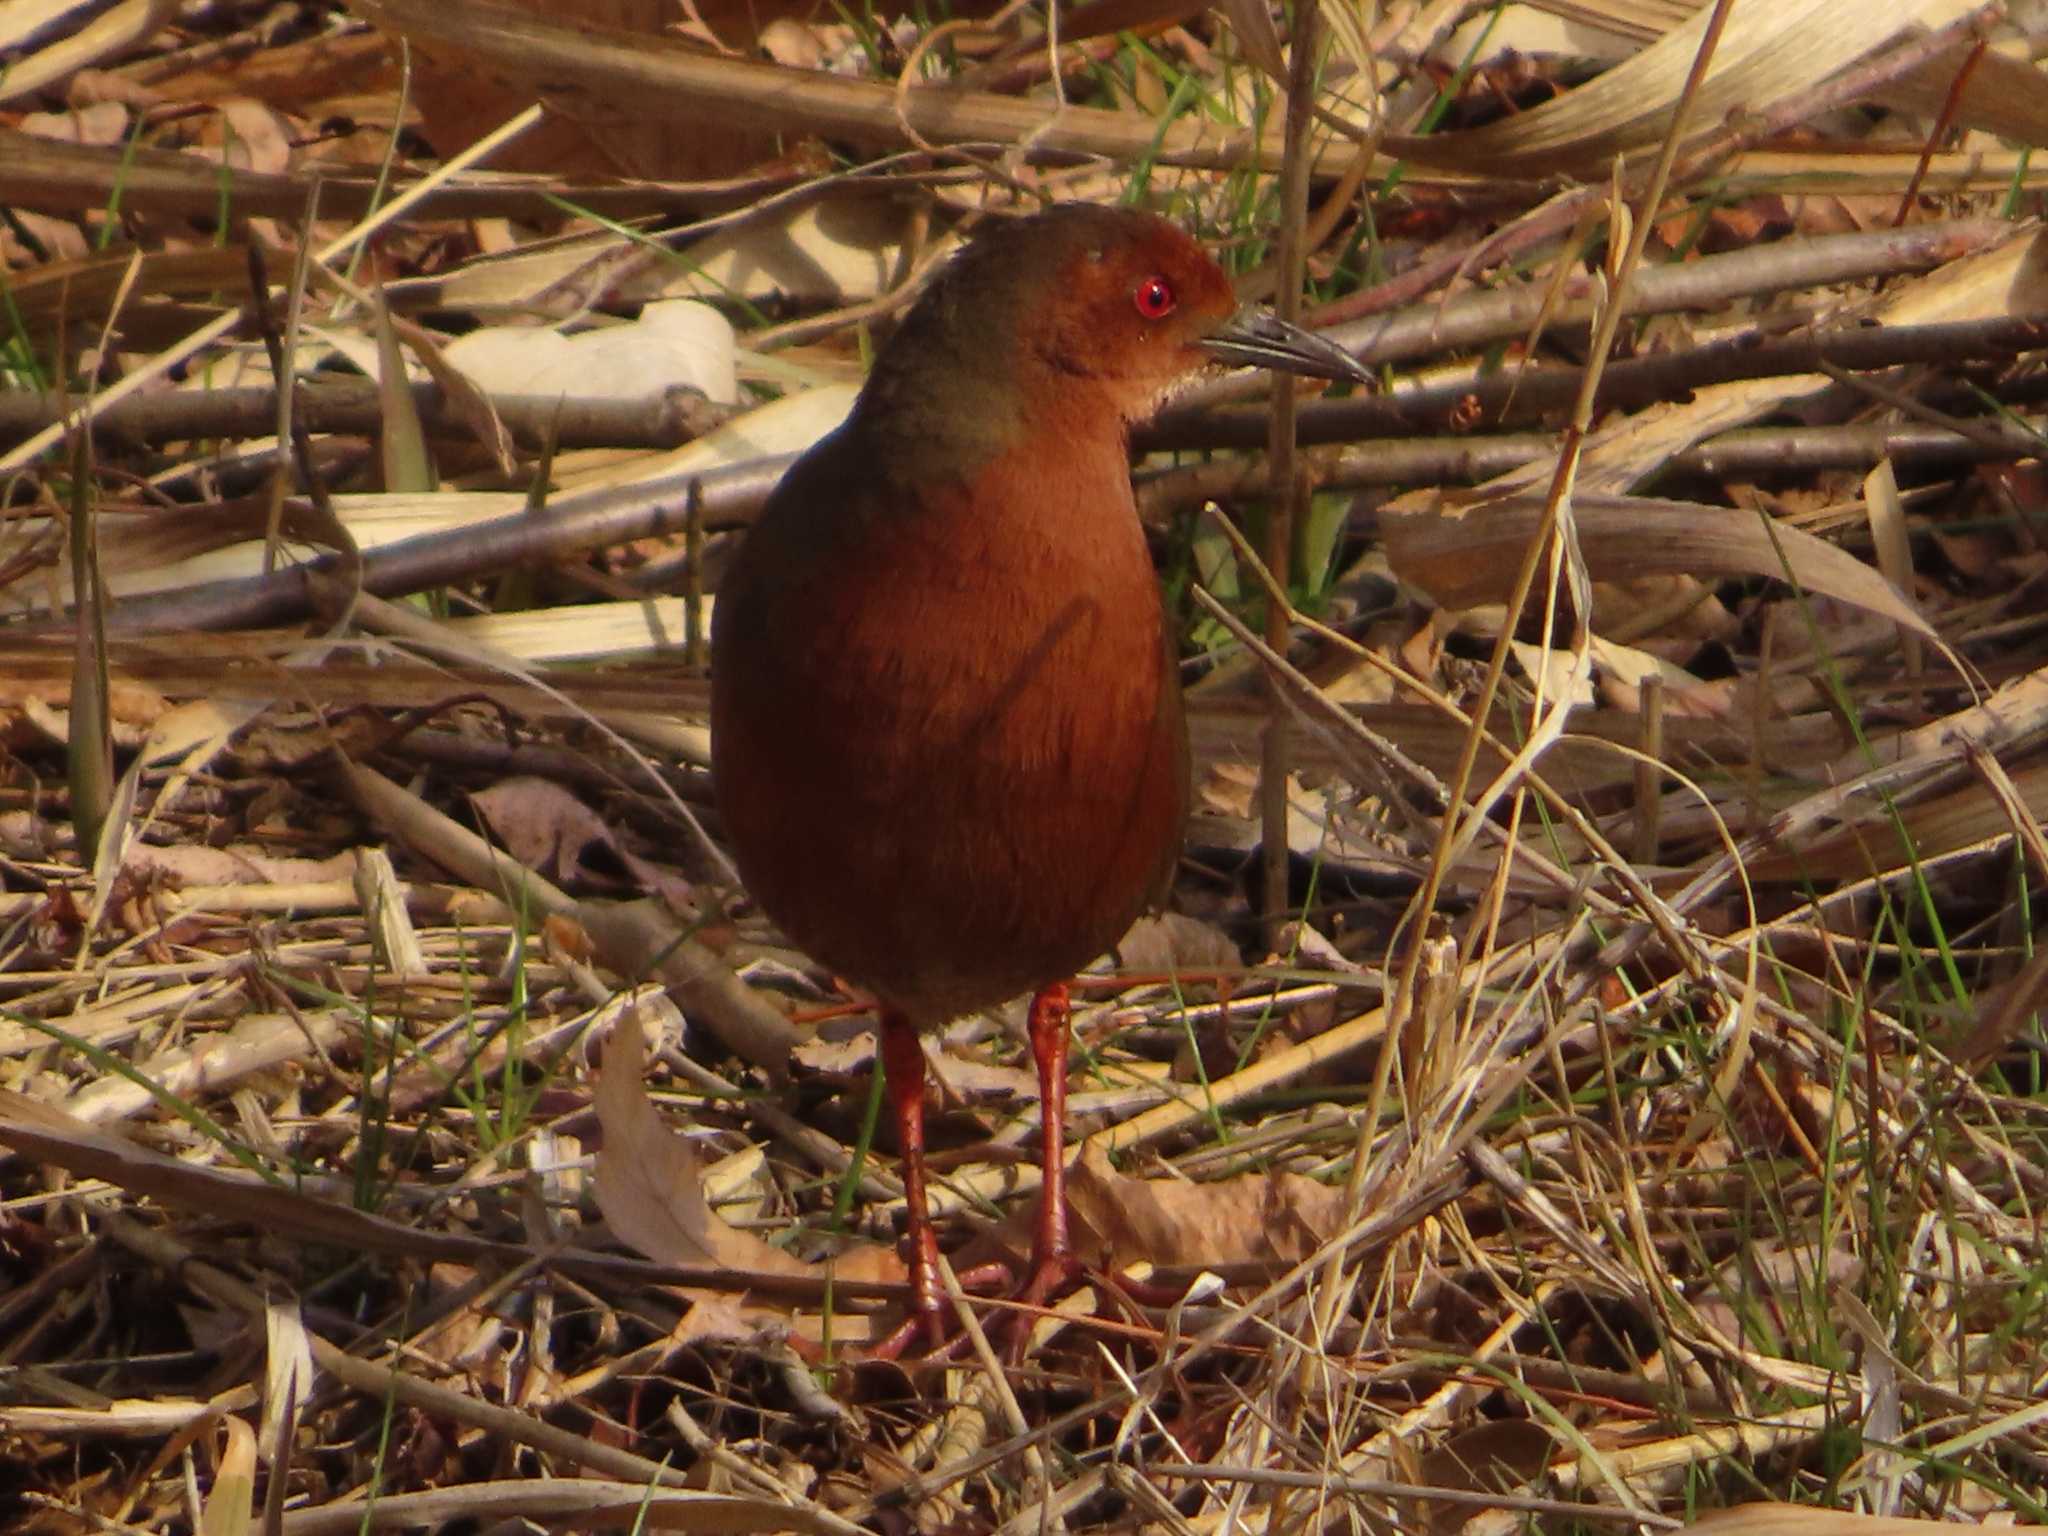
[861,1249,1097,1366]
[861,1309,944,1364]
[993,1247,1087,1364]
[859,1258,1015,1363]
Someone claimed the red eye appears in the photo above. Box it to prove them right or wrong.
[1133,276,1176,320]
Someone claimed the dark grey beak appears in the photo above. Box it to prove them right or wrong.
[1200,306,1371,385]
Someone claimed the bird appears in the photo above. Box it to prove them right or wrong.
[710,202,1367,1351]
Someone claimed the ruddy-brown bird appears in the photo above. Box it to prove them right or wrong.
[711,203,1365,1349]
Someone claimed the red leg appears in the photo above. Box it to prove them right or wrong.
[878,1010,947,1349]
[1017,982,1082,1317]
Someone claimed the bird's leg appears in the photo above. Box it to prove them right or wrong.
[878,1009,948,1350]
[1016,982,1083,1319]
[871,989,1083,1364]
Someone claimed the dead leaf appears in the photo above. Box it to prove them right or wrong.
[442,300,736,406]
[1066,1141,1347,1272]
[1386,493,1935,640]
[595,1016,811,1277]
[1115,912,1241,979]
[1688,1507,1975,1536]
[386,0,811,179]
[1408,1420,1557,1534]
[198,98,296,176]
[472,776,634,890]
[593,1015,903,1342]
[471,776,692,907]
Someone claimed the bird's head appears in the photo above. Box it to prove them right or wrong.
[865,204,1369,436]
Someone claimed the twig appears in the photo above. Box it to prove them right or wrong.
[68,454,792,634]
[1261,0,1322,938]
[1136,418,2046,519]
[1193,218,2009,406]
[0,379,736,453]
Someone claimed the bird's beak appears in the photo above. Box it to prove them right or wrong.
[1200,306,1372,385]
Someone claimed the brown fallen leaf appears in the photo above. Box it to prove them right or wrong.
[1115,911,1242,979]
[1065,1141,1348,1273]
[472,775,692,907]
[1407,1420,1558,1535]
[1385,494,1936,643]
[594,1017,902,1344]
[1687,1508,1974,1536]
[0,673,168,752]
[594,1017,813,1280]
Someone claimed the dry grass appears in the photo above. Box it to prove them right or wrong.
[5,0,2048,1532]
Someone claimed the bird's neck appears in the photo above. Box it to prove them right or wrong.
[858,350,1133,495]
